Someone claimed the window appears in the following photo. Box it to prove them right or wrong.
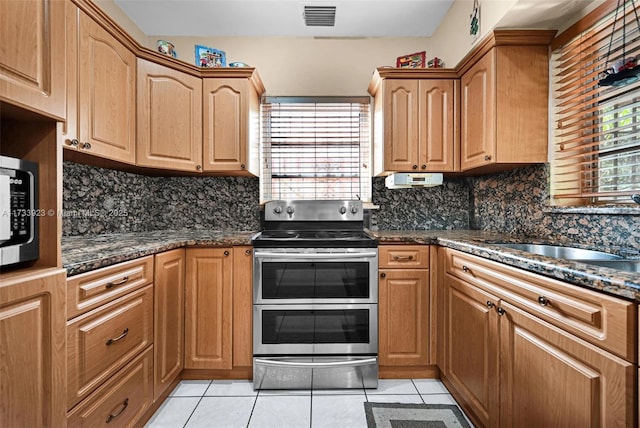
[260,97,371,202]
[551,1,640,205]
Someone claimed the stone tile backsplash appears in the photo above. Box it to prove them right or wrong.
[64,161,639,250]
[63,161,260,236]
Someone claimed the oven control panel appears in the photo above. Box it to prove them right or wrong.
[265,200,363,221]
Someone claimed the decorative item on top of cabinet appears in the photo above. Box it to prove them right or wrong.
[61,4,136,165]
[458,30,556,172]
[441,248,636,428]
[202,70,264,175]
[137,59,203,172]
[0,0,65,120]
[368,68,459,175]
[0,268,67,428]
[153,249,185,400]
[378,245,434,378]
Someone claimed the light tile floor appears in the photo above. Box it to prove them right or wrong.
[145,379,474,428]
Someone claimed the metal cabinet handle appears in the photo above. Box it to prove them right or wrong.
[241,163,246,169]
[80,142,92,150]
[65,138,79,147]
[412,164,418,170]
[196,165,202,170]
[393,255,414,261]
[245,249,252,256]
[486,301,495,309]
[105,398,129,423]
[105,276,129,289]
[421,164,427,169]
[106,328,129,346]
[462,265,470,272]
[484,155,492,161]
[538,296,550,306]
[496,307,506,316]
[380,272,386,278]
[254,357,377,369]
[224,250,230,256]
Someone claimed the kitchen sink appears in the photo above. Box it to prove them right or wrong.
[577,259,640,273]
[494,243,623,260]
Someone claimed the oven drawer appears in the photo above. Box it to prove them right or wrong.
[253,356,378,389]
[253,303,378,355]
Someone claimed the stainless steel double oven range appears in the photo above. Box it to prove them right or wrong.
[251,200,379,390]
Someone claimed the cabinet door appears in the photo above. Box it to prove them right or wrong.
[418,80,457,172]
[185,248,233,369]
[0,269,66,428]
[442,274,499,428]
[78,11,136,163]
[154,249,185,400]
[233,246,253,368]
[202,78,248,172]
[379,268,429,366]
[500,301,635,428]
[460,49,495,171]
[137,59,203,172]
[0,0,65,120]
[383,80,420,172]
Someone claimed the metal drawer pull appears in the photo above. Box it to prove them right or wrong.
[462,265,469,272]
[393,255,414,261]
[496,307,506,316]
[538,296,550,306]
[254,357,377,369]
[486,301,495,309]
[105,276,129,289]
[106,328,129,346]
[106,398,129,423]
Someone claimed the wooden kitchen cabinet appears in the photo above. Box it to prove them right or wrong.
[442,275,499,428]
[0,0,65,120]
[459,31,554,172]
[137,59,203,172]
[184,247,233,369]
[368,70,458,175]
[153,249,185,400]
[62,5,136,164]
[232,246,253,368]
[441,248,637,427]
[202,74,263,174]
[378,245,433,377]
[0,268,67,428]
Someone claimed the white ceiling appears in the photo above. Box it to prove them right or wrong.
[113,0,456,37]
[113,0,601,38]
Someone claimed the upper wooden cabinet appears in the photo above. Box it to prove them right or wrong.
[62,5,136,164]
[368,70,458,175]
[137,59,203,172]
[202,74,263,175]
[459,31,555,171]
[0,0,65,120]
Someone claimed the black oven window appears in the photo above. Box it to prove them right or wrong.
[261,262,370,299]
[262,309,370,344]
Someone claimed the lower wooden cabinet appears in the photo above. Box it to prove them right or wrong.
[0,268,67,428]
[67,346,154,428]
[378,245,432,377]
[184,248,233,369]
[441,248,637,428]
[154,249,185,400]
[232,246,253,368]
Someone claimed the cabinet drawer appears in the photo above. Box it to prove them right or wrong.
[67,285,154,409]
[379,245,429,268]
[445,249,636,362]
[67,256,153,319]
[67,346,154,428]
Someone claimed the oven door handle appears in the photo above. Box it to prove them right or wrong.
[254,357,377,368]
[253,251,378,259]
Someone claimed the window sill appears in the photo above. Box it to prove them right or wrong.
[544,205,640,215]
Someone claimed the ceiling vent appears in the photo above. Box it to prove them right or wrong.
[303,5,336,27]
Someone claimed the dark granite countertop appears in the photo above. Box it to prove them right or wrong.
[62,230,256,276]
[63,229,640,302]
[371,230,640,302]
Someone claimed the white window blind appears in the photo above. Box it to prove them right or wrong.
[260,97,371,202]
[551,0,640,205]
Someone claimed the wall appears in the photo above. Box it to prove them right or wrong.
[470,164,640,250]
[62,161,260,236]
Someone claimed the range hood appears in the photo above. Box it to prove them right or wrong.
[385,173,443,189]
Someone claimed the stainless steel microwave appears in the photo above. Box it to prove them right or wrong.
[0,155,38,267]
